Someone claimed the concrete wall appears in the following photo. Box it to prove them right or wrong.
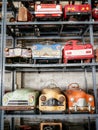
[5,71,98,91]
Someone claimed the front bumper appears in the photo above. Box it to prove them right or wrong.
[69,106,95,113]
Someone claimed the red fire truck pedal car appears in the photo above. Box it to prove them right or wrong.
[35,4,62,20]
[62,40,94,63]
[64,2,91,21]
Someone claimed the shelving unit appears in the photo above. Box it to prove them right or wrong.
[0,0,98,130]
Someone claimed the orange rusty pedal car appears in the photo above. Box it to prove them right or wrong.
[64,83,95,113]
[39,84,66,114]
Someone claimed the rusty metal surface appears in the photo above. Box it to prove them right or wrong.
[0,106,35,110]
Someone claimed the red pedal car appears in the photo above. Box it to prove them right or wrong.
[64,1,91,21]
[35,3,62,19]
[92,1,98,21]
[92,7,98,21]
[62,40,94,63]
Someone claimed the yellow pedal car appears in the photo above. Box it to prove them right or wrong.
[39,85,66,114]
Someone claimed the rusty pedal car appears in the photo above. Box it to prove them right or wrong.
[64,83,95,113]
[32,41,62,64]
[39,84,66,113]
[64,0,91,21]
[2,88,39,112]
[62,40,94,63]
[5,47,32,63]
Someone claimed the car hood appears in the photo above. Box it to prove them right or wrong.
[4,88,39,100]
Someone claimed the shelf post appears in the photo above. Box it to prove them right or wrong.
[0,0,7,130]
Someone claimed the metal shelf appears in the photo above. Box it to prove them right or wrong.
[6,21,98,38]
[0,0,98,130]
[4,63,97,72]
[7,0,88,2]
[5,63,98,69]
[4,113,98,120]
[6,21,91,38]
[6,21,98,25]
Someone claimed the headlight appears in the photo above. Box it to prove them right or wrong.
[37,5,41,10]
[40,96,46,101]
[86,7,89,10]
[89,97,93,102]
[56,45,61,50]
[70,97,74,102]
[32,46,37,50]
[29,96,34,103]
[56,5,60,10]
[37,52,40,55]
[55,52,59,55]
[59,96,65,102]
[3,96,8,105]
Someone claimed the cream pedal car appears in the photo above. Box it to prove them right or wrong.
[39,85,66,113]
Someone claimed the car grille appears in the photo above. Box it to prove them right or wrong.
[8,100,28,106]
[77,98,87,107]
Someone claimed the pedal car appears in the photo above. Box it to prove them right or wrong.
[64,83,95,113]
[62,40,94,63]
[92,1,98,21]
[40,122,62,130]
[32,41,62,63]
[39,84,66,113]
[92,7,98,21]
[35,3,62,19]
[3,88,39,112]
[64,1,91,21]
[5,47,32,63]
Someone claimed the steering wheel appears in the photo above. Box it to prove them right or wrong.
[68,83,80,89]
[44,126,54,130]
